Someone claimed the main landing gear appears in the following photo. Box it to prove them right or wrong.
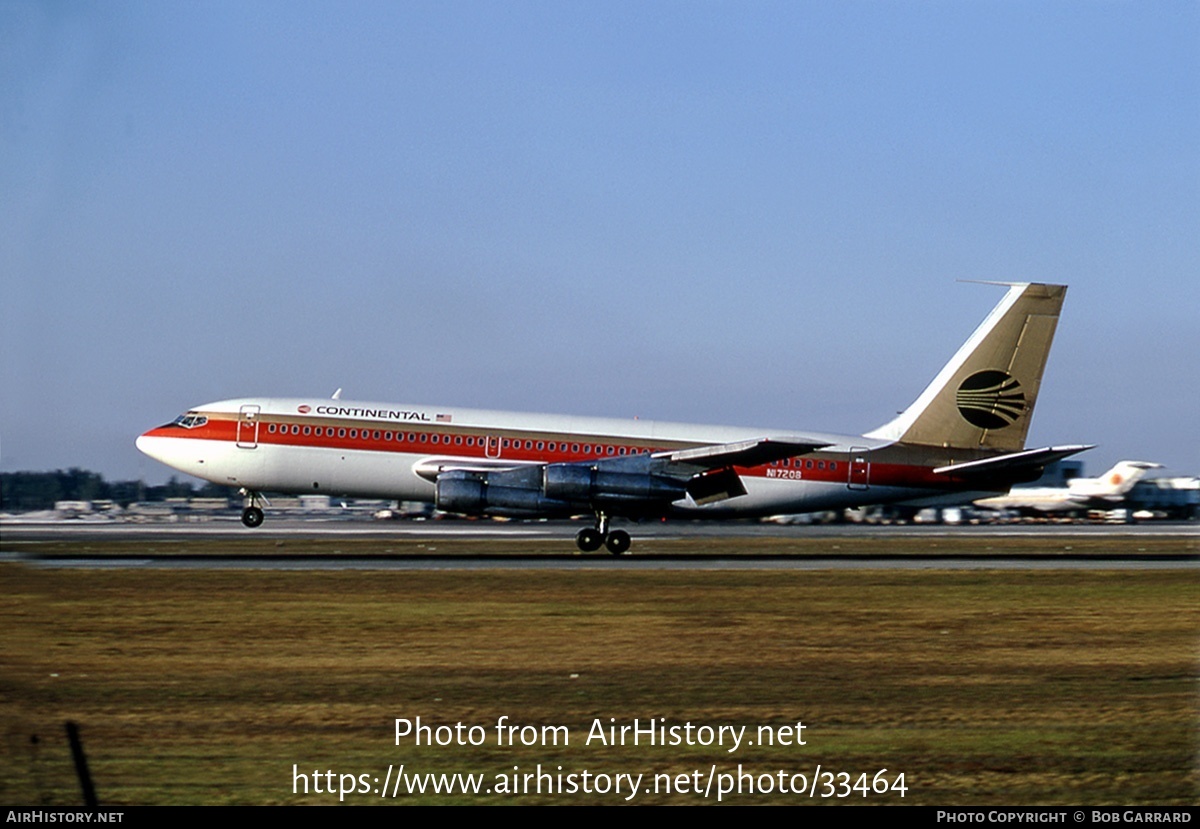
[575,513,632,555]
[240,489,265,528]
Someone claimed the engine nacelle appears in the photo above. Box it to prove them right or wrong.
[542,464,686,504]
[435,471,573,517]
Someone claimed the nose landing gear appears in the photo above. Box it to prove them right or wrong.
[239,489,266,528]
[241,506,264,528]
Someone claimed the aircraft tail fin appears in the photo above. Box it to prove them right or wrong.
[865,282,1067,452]
[1070,460,1163,498]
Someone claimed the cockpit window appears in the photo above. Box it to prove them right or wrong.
[173,412,208,429]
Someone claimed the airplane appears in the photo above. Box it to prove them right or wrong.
[136,281,1090,553]
[973,460,1162,514]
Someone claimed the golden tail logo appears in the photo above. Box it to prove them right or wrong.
[955,370,1027,429]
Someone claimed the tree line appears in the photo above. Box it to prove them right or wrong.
[0,468,236,511]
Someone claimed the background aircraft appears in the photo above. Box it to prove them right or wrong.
[974,460,1162,514]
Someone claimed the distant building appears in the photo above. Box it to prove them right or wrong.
[1128,477,1200,519]
[1020,460,1085,489]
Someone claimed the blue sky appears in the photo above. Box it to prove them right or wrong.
[2,1,1197,483]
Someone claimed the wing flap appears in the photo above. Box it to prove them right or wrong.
[686,467,748,505]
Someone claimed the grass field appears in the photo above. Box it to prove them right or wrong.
[3,535,1197,805]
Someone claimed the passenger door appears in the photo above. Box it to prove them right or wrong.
[237,404,260,449]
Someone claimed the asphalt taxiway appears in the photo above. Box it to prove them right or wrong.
[2,515,1196,540]
[2,517,1194,571]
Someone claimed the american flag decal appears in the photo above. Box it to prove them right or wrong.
[436,413,452,423]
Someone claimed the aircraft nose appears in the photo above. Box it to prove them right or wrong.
[136,432,170,464]
[136,432,155,458]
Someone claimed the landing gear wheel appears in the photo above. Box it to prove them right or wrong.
[605,529,631,555]
[241,506,264,528]
[576,527,604,552]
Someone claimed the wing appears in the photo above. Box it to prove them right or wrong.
[433,436,829,517]
[651,436,831,505]
[654,436,831,471]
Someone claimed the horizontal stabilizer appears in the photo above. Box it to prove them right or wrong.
[933,444,1093,478]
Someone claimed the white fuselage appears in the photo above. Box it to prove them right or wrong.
[136,396,988,518]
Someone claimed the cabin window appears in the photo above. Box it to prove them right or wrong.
[303,426,311,435]
[267,424,276,433]
[536,441,544,450]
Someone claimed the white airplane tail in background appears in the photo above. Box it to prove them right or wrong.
[1068,461,1163,500]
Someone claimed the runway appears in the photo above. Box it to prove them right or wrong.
[12,555,1196,571]
[3,517,1195,570]
[3,515,1197,540]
